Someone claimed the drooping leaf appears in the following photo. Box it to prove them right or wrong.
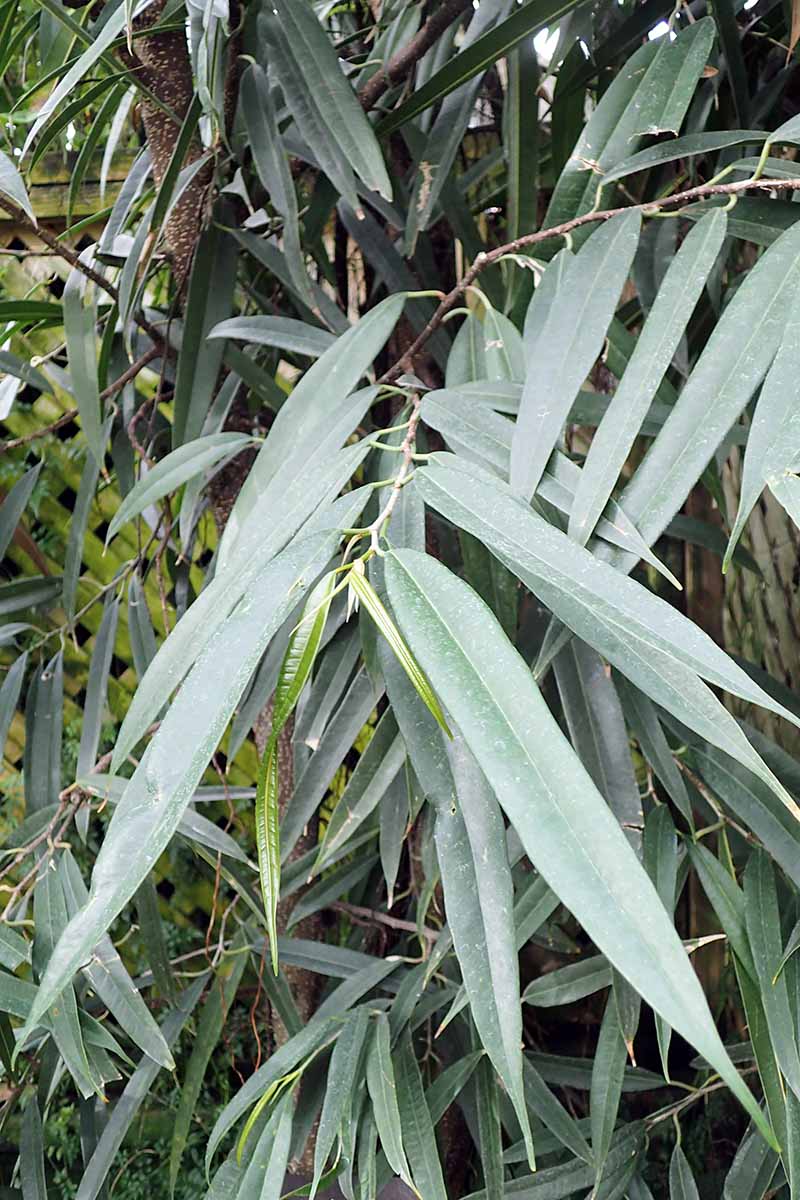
[725,277,800,567]
[570,210,727,546]
[106,433,255,544]
[510,210,641,502]
[434,736,534,1166]
[384,547,774,1143]
[416,460,800,808]
[0,461,41,562]
[16,530,342,1049]
[258,0,391,206]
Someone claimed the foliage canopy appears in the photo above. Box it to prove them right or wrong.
[4,0,800,1196]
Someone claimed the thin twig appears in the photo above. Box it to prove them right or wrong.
[358,0,473,111]
[331,899,440,942]
[379,174,800,383]
[0,344,161,452]
[366,395,422,551]
[0,196,173,356]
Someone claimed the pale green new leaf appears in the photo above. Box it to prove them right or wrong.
[348,565,450,736]
[384,547,774,1144]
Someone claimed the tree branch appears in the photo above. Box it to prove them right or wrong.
[0,200,172,356]
[379,173,800,383]
[358,0,473,111]
[1,345,161,452]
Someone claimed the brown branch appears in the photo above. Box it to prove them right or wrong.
[0,199,172,356]
[358,0,473,111]
[379,174,800,383]
[0,345,161,453]
[331,899,440,942]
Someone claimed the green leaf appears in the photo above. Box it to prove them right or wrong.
[590,996,627,1180]
[169,937,248,1197]
[643,806,680,1078]
[434,736,534,1166]
[16,530,340,1051]
[379,0,587,137]
[24,650,63,815]
[0,461,41,563]
[107,433,254,545]
[553,639,641,837]
[0,147,35,222]
[63,442,104,622]
[75,597,119,784]
[511,211,640,501]
[670,1145,701,1200]
[259,1,391,205]
[218,292,403,570]
[615,676,693,826]
[524,955,612,1008]
[570,210,727,546]
[691,745,800,893]
[0,924,29,972]
[416,461,799,808]
[546,23,714,225]
[31,857,99,1099]
[505,33,540,244]
[58,849,173,1069]
[615,217,800,560]
[711,0,749,126]
[420,397,678,583]
[312,1006,370,1199]
[602,130,766,186]
[474,1057,504,1200]
[171,224,238,448]
[281,664,382,860]
[20,1096,47,1200]
[239,63,314,310]
[63,255,104,468]
[74,977,207,1200]
[395,1029,448,1200]
[726,278,800,567]
[522,1057,593,1164]
[687,844,755,981]
[384,547,774,1144]
[316,708,405,871]
[744,850,800,1100]
[365,1013,412,1187]
[208,316,334,358]
[23,2,140,155]
[112,456,368,768]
